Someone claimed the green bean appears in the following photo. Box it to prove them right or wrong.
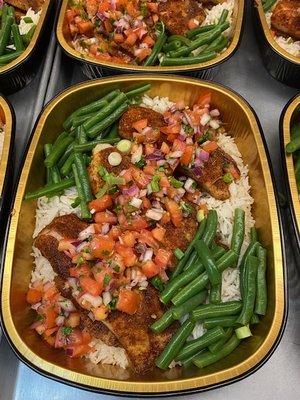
[1,5,8,29]
[167,35,190,45]
[44,135,73,168]
[125,83,151,98]
[72,164,91,219]
[250,227,258,243]
[212,245,227,260]
[291,122,300,139]
[22,25,36,46]
[44,144,53,186]
[24,178,75,200]
[240,241,259,298]
[0,50,23,65]
[171,217,207,279]
[0,16,13,56]
[169,22,229,58]
[195,240,221,285]
[57,143,73,169]
[73,137,120,153]
[75,125,87,145]
[151,310,173,333]
[87,102,129,138]
[172,250,238,306]
[176,326,225,361]
[44,144,62,184]
[192,301,243,322]
[263,0,277,12]
[236,255,258,326]
[202,35,229,55]
[186,24,216,39]
[183,251,200,271]
[172,291,207,320]
[150,276,165,292]
[208,327,233,353]
[144,29,167,66]
[217,9,229,25]
[7,6,14,18]
[255,246,267,316]
[193,334,240,368]
[286,135,300,153]
[182,350,205,368]
[74,152,93,202]
[106,122,119,139]
[63,91,119,130]
[231,208,245,256]
[83,92,127,132]
[160,261,205,304]
[209,282,222,304]
[160,51,217,66]
[71,112,98,129]
[156,320,195,369]
[202,210,218,247]
[60,153,75,177]
[11,23,24,52]
[163,40,181,52]
[203,315,238,330]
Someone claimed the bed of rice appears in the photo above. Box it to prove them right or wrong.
[18,8,41,36]
[30,93,255,369]
[265,2,300,58]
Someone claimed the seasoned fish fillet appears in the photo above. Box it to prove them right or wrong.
[88,147,131,195]
[5,0,44,12]
[158,0,205,35]
[271,0,300,40]
[181,148,240,200]
[118,106,165,142]
[35,214,119,347]
[104,285,178,374]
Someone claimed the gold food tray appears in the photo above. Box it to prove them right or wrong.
[56,0,245,75]
[280,94,300,249]
[1,76,286,396]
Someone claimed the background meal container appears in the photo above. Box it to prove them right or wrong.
[0,0,54,95]
[280,94,300,253]
[0,95,15,243]
[56,0,245,80]
[0,76,286,396]
[252,1,300,88]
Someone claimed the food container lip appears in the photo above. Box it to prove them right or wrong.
[280,93,300,250]
[56,0,245,73]
[255,1,300,66]
[0,0,51,76]
[0,75,287,396]
[0,95,15,200]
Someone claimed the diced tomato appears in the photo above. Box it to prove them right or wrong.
[196,92,212,108]
[161,211,171,224]
[143,164,156,175]
[143,35,155,46]
[44,326,59,337]
[44,309,58,329]
[67,343,92,358]
[141,260,160,278]
[151,225,166,242]
[122,169,132,183]
[115,242,137,267]
[161,141,170,154]
[147,2,158,12]
[81,329,92,344]
[202,141,218,153]
[118,213,148,231]
[126,1,139,16]
[152,13,159,23]
[68,329,84,345]
[165,199,183,227]
[89,44,99,55]
[94,211,117,225]
[77,21,94,36]
[66,312,81,328]
[133,118,148,132]
[145,143,155,155]
[66,9,78,24]
[160,124,181,135]
[142,197,151,209]
[26,288,42,304]
[117,289,140,315]
[80,276,103,296]
[35,323,46,335]
[44,335,56,347]
[104,19,113,32]
[91,235,115,259]
[130,166,150,188]
[43,285,58,301]
[114,33,124,43]
[93,305,108,321]
[181,145,194,166]
[155,249,172,269]
[139,229,159,249]
[188,18,199,29]
[98,0,110,12]
[227,166,240,180]
[125,32,138,45]
[121,231,136,247]
[108,225,122,240]
[159,175,171,188]
[135,47,151,61]
[54,327,67,348]
[89,195,112,212]
[167,186,177,199]
[69,263,90,278]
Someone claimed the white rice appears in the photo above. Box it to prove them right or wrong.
[265,3,300,58]
[18,8,41,36]
[31,93,255,368]
[203,0,235,36]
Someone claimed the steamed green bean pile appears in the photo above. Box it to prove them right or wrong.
[286,120,300,192]
[24,83,151,218]
[153,209,268,370]
[0,4,38,66]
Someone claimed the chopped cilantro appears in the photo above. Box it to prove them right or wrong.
[108,185,119,194]
[223,172,233,184]
[183,124,194,135]
[76,256,84,266]
[62,327,73,335]
[37,314,44,321]
[198,131,210,144]
[109,297,117,310]
[102,250,111,256]
[158,165,165,172]
[180,201,193,216]
[169,176,184,188]
[104,274,111,285]
[135,156,146,169]
[114,205,122,214]
[114,265,120,273]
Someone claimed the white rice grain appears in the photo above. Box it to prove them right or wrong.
[19,8,41,36]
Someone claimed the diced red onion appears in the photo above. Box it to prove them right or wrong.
[103,291,112,306]
[67,278,77,290]
[122,184,139,197]
[59,299,76,312]
[210,109,220,117]
[209,119,220,129]
[96,11,109,21]
[169,150,183,158]
[198,149,210,162]
[55,316,65,326]
[66,348,74,357]
[200,113,211,126]
[130,197,143,209]
[131,145,143,164]
[146,150,163,161]
[31,302,41,311]
[184,178,195,192]
[145,209,163,221]
[101,223,110,235]
[135,242,146,254]
[186,137,193,145]
[178,133,187,141]
[143,249,154,262]
[30,321,42,330]
[139,189,147,197]
[81,293,103,308]
[193,166,203,176]
[156,160,166,167]
[183,111,193,127]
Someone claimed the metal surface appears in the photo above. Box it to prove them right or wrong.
[0,1,299,399]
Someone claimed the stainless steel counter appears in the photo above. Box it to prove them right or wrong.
[1,1,300,399]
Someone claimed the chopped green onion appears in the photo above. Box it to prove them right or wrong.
[23,16,33,23]
[223,172,233,183]
[169,176,184,188]
[62,327,73,335]
[135,156,146,169]
[180,201,193,216]
[197,209,205,222]
[108,151,122,166]
[151,175,161,192]
[235,325,252,339]
[174,248,185,260]
[117,139,132,153]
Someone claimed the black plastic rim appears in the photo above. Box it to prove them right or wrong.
[0,76,288,397]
